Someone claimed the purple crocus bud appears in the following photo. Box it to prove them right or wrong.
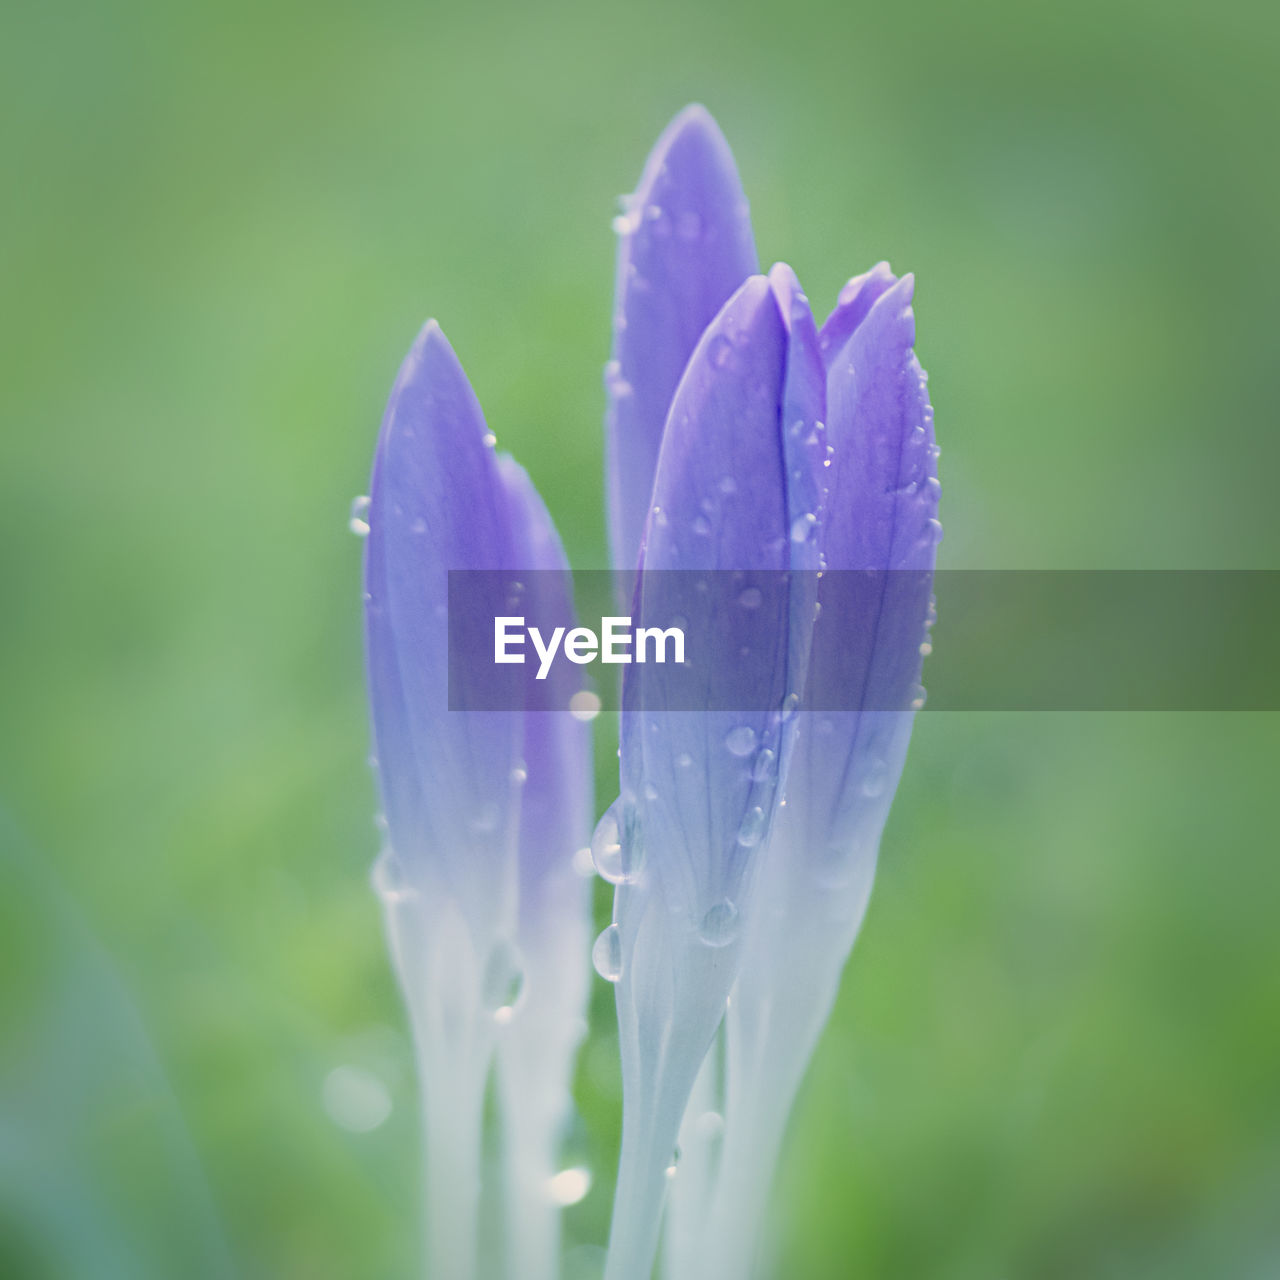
[694,270,940,1280]
[363,321,590,1280]
[606,105,758,580]
[599,272,826,1280]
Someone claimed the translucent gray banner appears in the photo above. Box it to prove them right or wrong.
[446,570,1280,712]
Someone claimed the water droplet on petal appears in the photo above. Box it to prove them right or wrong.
[665,1145,682,1178]
[780,691,801,721]
[371,849,416,904]
[511,761,528,785]
[751,747,776,781]
[694,1111,725,1142]
[718,476,738,496]
[699,898,739,946]
[791,512,817,543]
[675,751,694,768]
[592,924,623,982]
[692,515,711,537]
[590,804,624,882]
[349,495,371,536]
[725,726,757,757]
[738,586,762,609]
[736,806,766,848]
[482,940,525,1020]
[675,209,703,240]
[590,801,643,884]
[860,760,889,798]
[605,359,633,400]
[709,335,736,370]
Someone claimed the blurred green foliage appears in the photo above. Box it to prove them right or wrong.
[1,0,1278,1275]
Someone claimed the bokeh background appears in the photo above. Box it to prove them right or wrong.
[3,0,1278,1276]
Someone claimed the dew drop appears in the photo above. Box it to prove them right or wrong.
[676,209,703,240]
[718,476,738,496]
[675,751,694,768]
[590,803,624,882]
[860,760,889,798]
[692,515,711,537]
[665,1145,682,1179]
[605,359,633,400]
[590,801,642,884]
[709,335,736,370]
[482,941,525,1019]
[699,898,740,947]
[371,849,416,904]
[780,691,801,721]
[349,495,371,537]
[736,806,766,848]
[511,761,528,785]
[724,726,757,757]
[592,924,623,982]
[919,640,933,657]
[750,747,777,782]
[738,586,762,609]
[694,1110,725,1142]
[643,782,659,802]
[790,512,817,543]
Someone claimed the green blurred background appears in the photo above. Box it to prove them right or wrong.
[2,0,1278,1275]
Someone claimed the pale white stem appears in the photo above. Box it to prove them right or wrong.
[421,1036,491,1280]
[663,1033,723,1280]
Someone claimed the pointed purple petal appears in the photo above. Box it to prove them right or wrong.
[624,278,791,902]
[817,260,898,367]
[606,105,758,578]
[364,321,522,916]
[494,454,593,891]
